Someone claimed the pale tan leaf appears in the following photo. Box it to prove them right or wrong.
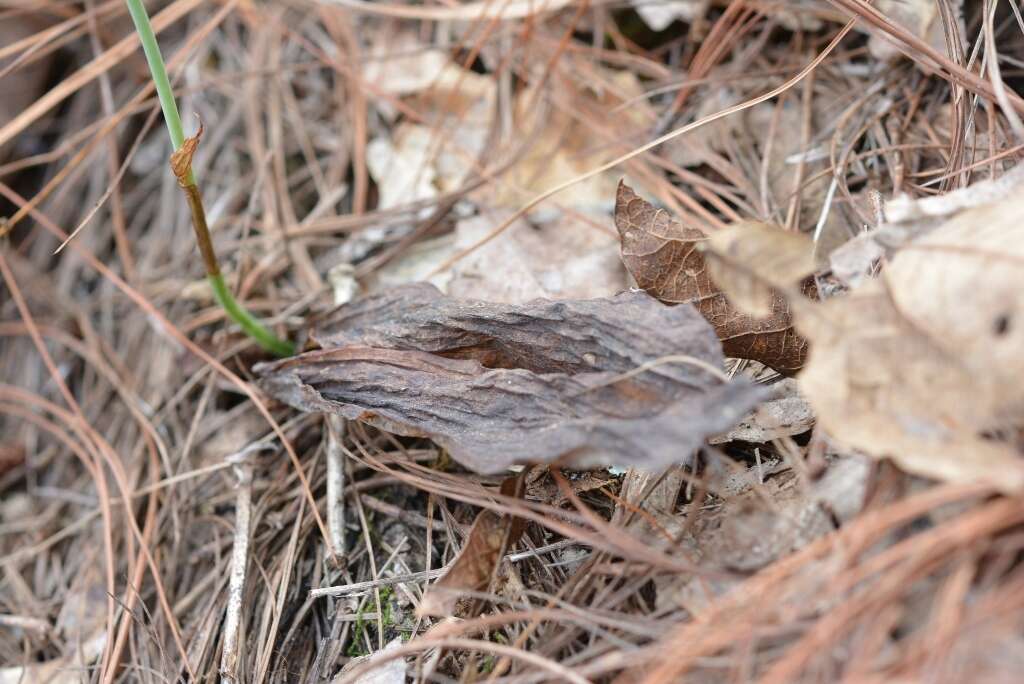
[797,192,1024,491]
[702,221,815,317]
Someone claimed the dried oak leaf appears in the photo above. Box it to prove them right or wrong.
[614,181,810,373]
[796,193,1024,491]
[257,283,764,474]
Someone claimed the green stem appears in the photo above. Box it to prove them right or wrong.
[124,0,294,356]
[209,274,295,357]
[180,183,296,357]
[124,0,184,151]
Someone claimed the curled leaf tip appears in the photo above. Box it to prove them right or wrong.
[170,120,204,187]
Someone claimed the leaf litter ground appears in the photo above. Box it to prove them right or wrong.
[2,1,1024,682]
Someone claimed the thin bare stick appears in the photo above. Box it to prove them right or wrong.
[326,415,349,564]
[310,540,587,598]
[220,459,254,683]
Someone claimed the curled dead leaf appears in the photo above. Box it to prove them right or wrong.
[258,283,765,474]
[614,181,811,373]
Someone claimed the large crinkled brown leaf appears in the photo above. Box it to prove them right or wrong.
[257,283,764,474]
[614,181,809,373]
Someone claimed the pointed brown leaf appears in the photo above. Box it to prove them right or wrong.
[418,476,526,617]
[614,181,809,373]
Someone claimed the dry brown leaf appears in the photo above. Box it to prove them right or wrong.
[258,283,764,474]
[614,181,810,373]
[418,476,526,617]
[797,193,1024,491]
